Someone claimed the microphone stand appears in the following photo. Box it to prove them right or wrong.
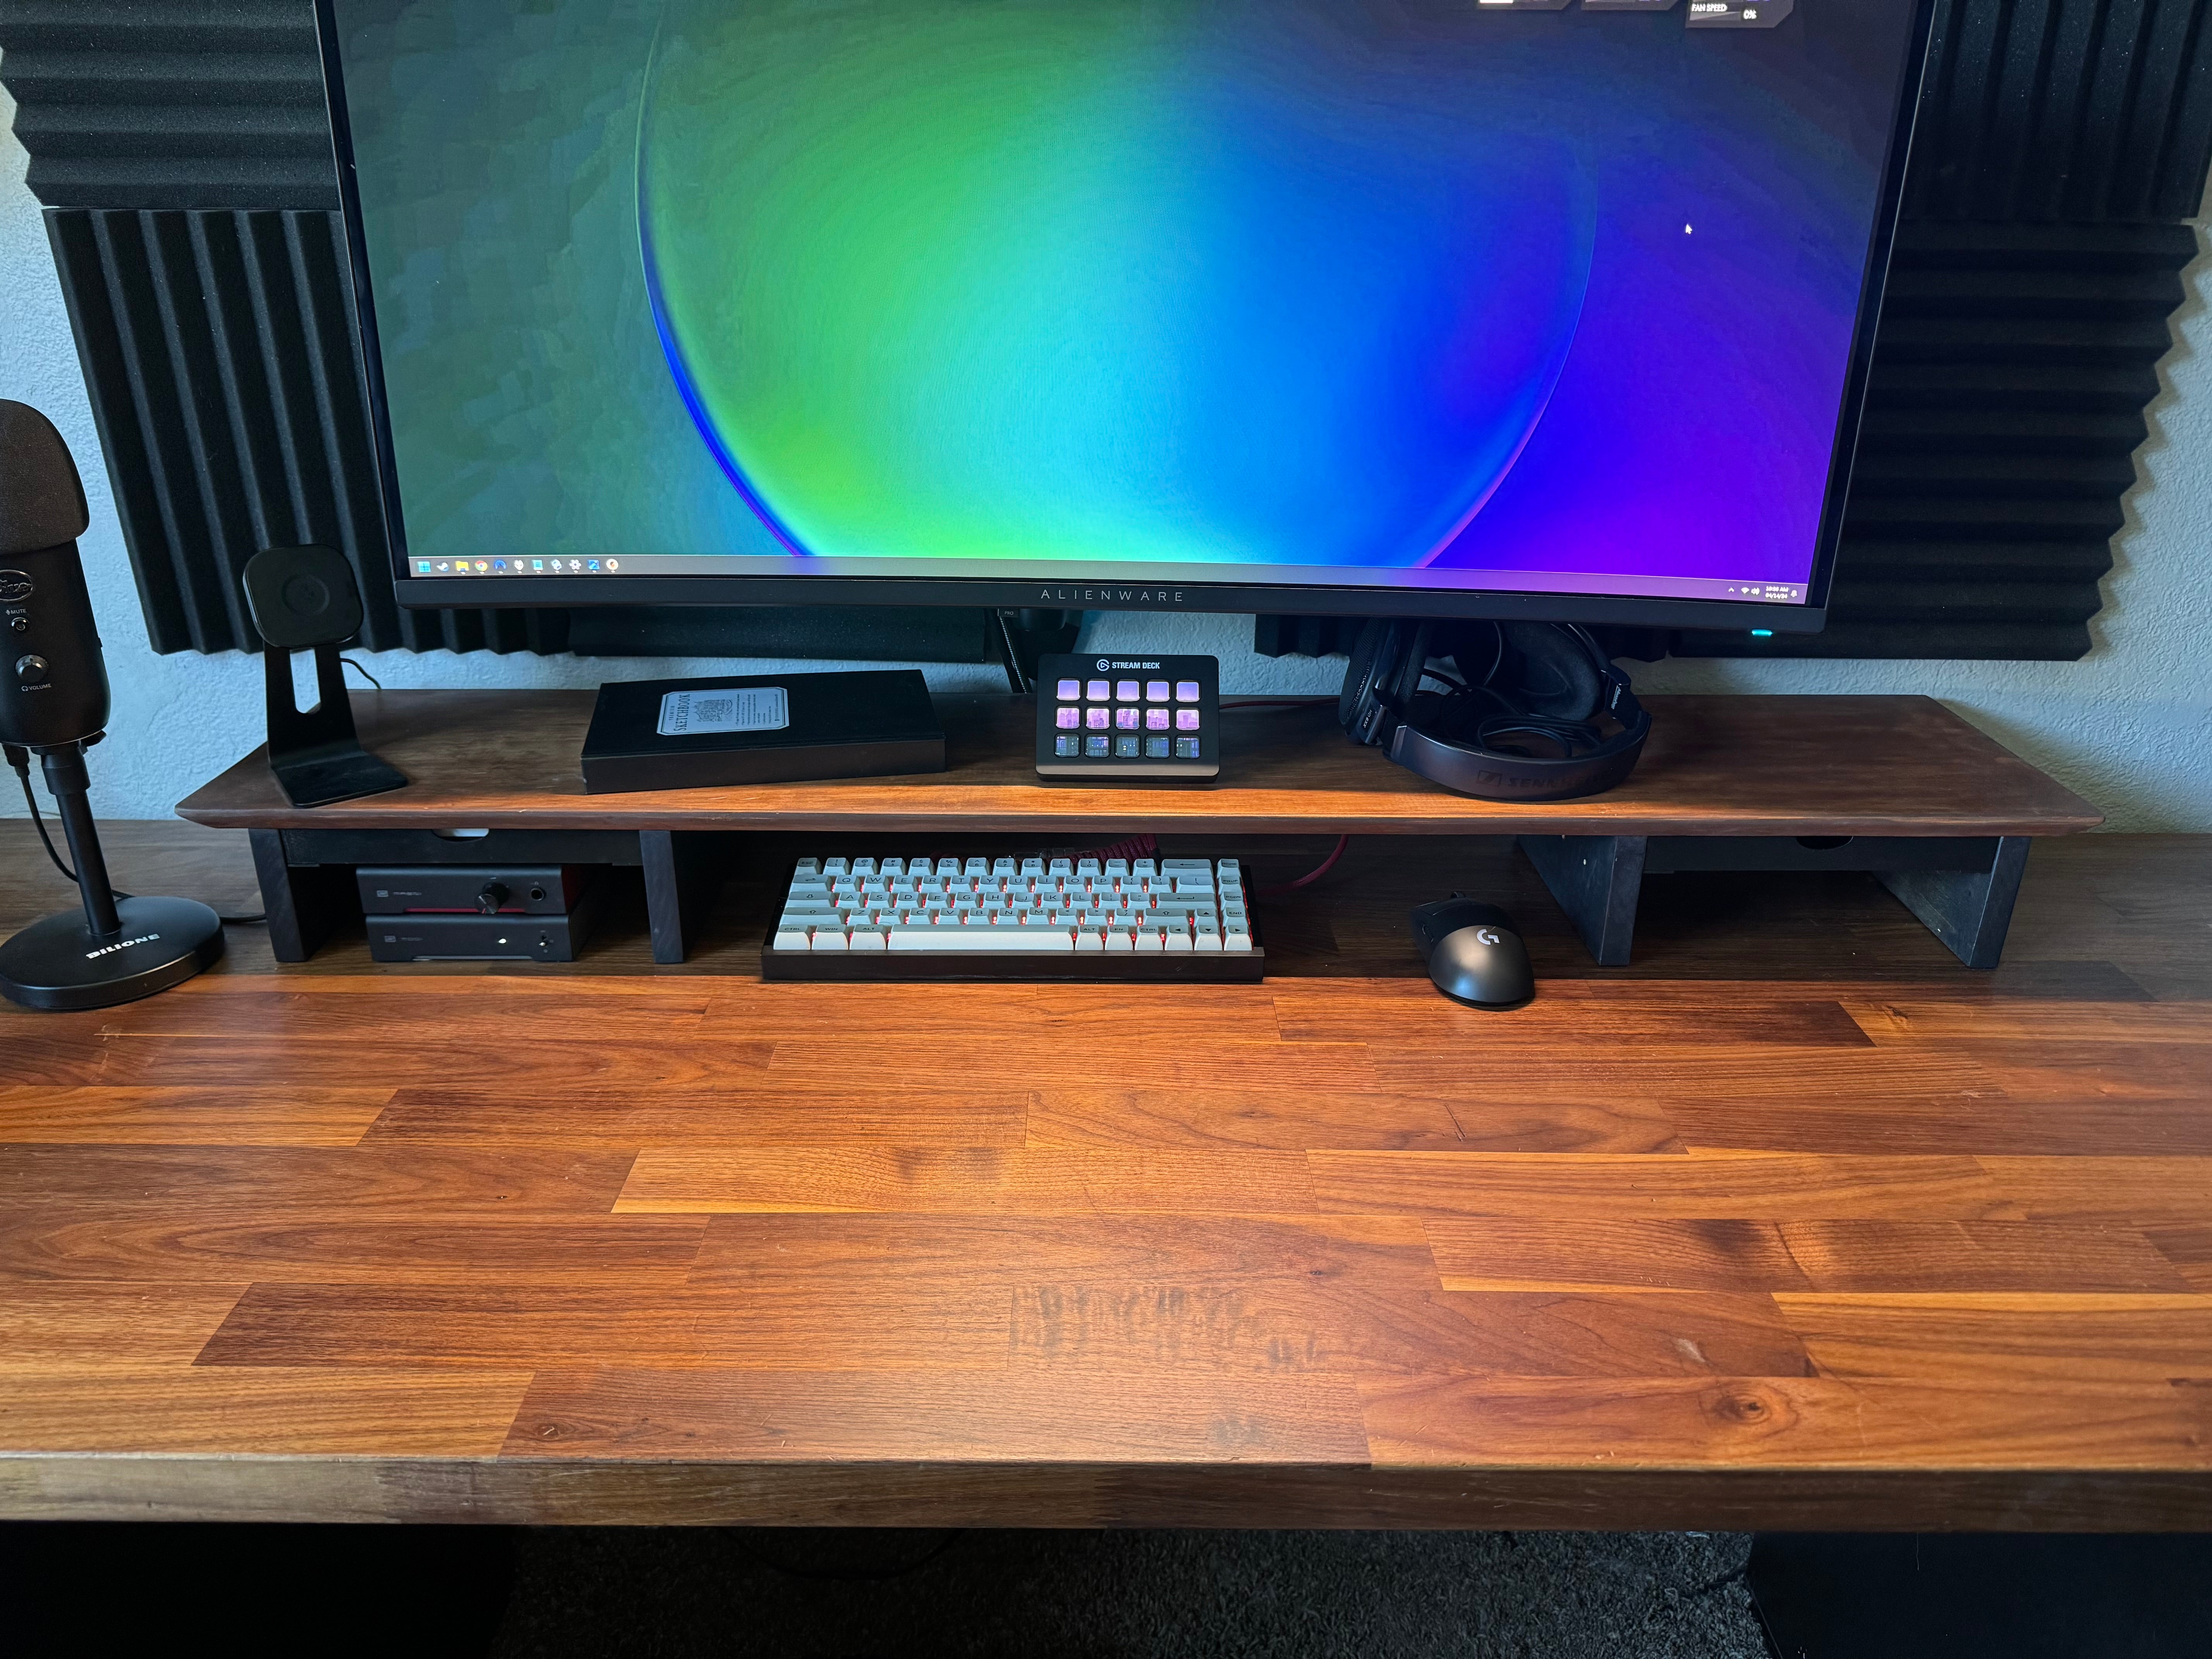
[0,737,225,1011]
[38,741,122,940]
[0,395,224,1009]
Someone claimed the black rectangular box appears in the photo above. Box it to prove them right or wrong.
[580,670,946,794]
[365,878,605,962]
[356,866,588,915]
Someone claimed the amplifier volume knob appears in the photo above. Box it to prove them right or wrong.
[476,881,509,915]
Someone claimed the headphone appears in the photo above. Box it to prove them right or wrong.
[1338,618,1651,801]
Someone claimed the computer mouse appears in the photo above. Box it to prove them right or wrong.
[1410,895,1534,1010]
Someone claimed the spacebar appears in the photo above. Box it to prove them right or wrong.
[888,930,1074,952]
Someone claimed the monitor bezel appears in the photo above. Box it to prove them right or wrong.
[318,0,1936,636]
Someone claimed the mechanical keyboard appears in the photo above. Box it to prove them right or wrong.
[763,855,1263,981]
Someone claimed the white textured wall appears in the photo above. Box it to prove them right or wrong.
[3,74,2207,827]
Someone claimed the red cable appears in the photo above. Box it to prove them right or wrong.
[1258,835,1350,898]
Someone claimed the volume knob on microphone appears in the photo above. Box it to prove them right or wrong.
[16,655,48,681]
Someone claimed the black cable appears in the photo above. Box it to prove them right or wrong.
[340,656,385,689]
[12,753,79,884]
[12,745,264,922]
[1685,1557,1752,1598]
[1474,710,1607,758]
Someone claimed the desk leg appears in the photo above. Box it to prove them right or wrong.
[641,831,730,965]
[1878,834,2030,970]
[1517,834,1646,966]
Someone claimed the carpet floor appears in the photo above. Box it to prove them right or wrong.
[489,1528,1768,1659]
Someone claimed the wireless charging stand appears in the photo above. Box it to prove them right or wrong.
[264,637,407,809]
[244,545,407,810]
[0,743,224,1012]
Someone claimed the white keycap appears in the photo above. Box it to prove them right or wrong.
[794,858,822,876]
[1074,931,1103,952]
[1049,859,1073,878]
[1105,931,1134,952]
[1134,932,1164,953]
[1194,934,1222,951]
[812,929,849,951]
[992,857,1016,876]
[963,858,989,876]
[824,857,850,875]
[881,858,905,876]
[888,929,1073,952]
[1133,860,1157,878]
[772,930,811,951]
[852,857,877,876]
[1077,858,1101,878]
[1224,934,1252,951]
[849,931,887,950]
[1104,859,1128,878]
[1021,857,1044,877]
[1165,933,1192,951]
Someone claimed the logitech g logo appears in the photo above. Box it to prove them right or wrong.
[1097,658,1111,672]
[1474,927,1501,946]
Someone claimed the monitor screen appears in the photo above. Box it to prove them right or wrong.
[323,0,1930,629]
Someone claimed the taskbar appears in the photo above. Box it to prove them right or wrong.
[403,553,1808,608]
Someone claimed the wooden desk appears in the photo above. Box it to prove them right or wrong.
[179,691,2101,968]
[1,821,2207,1530]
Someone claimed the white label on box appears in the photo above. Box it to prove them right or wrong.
[657,686,788,737]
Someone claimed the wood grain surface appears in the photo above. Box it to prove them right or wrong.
[0,819,2205,1528]
[175,690,2103,836]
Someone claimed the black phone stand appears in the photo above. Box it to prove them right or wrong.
[264,641,407,809]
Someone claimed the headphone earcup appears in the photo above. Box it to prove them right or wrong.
[1498,622,1602,720]
[1338,619,1391,736]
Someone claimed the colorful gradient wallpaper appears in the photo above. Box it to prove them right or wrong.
[331,0,1925,603]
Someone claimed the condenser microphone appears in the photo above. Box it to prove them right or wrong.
[0,399,223,1010]
[0,400,108,750]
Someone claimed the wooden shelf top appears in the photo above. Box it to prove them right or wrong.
[178,689,2103,836]
[2,821,2207,1530]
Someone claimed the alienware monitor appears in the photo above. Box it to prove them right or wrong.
[320,0,1934,632]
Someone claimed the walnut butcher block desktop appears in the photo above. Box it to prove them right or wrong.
[1,816,2208,1528]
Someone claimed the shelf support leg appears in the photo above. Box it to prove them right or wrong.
[1516,833,1647,966]
[641,830,727,965]
[1879,834,2031,970]
[249,830,352,963]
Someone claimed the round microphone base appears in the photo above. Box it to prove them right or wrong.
[0,895,227,1012]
